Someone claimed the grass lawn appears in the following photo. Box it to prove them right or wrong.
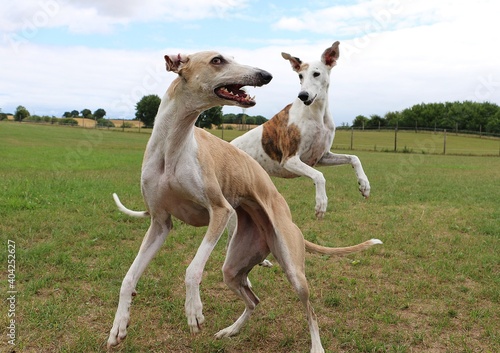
[330,129,500,156]
[1,122,499,353]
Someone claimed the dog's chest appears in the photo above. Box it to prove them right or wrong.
[141,148,211,225]
[296,119,334,166]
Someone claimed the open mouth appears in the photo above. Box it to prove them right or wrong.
[214,84,256,107]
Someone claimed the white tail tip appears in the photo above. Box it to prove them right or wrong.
[370,239,383,245]
[112,193,149,218]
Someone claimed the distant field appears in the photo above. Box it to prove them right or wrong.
[198,126,500,156]
[15,121,500,156]
[331,129,500,156]
[1,122,499,353]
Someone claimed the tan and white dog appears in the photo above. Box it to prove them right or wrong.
[231,41,370,219]
[106,51,381,353]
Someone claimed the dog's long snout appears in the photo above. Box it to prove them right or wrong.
[298,91,309,102]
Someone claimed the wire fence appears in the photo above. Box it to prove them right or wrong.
[4,120,500,156]
[333,127,500,156]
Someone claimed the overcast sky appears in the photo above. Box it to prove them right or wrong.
[1,0,499,126]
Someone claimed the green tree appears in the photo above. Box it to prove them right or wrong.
[236,113,247,124]
[135,94,161,127]
[62,111,72,118]
[485,110,500,133]
[384,111,401,126]
[71,110,79,117]
[93,108,106,120]
[245,116,256,125]
[14,105,30,121]
[367,114,386,128]
[197,106,223,128]
[254,115,268,125]
[223,113,237,124]
[81,109,92,118]
[352,115,368,128]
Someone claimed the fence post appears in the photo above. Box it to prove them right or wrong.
[350,127,354,150]
[394,124,398,152]
[443,129,447,155]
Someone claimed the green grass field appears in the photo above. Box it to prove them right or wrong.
[212,128,500,156]
[1,122,499,353]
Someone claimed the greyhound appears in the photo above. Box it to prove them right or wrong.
[231,41,370,219]
[106,50,382,353]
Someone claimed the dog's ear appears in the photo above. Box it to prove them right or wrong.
[281,52,302,72]
[321,41,340,68]
[164,54,189,73]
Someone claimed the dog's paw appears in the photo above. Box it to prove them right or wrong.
[315,197,327,219]
[315,210,325,219]
[358,178,371,198]
[187,313,205,334]
[215,323,241,339]
[107,315,130,348]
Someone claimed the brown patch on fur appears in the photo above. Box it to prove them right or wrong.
[262,104,301,163]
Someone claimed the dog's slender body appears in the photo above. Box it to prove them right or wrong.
[106,51,381,353]
[231,42,370,219]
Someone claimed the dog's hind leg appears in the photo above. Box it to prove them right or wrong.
[215,209,270,338]
[271,223,325,353]
[226,212,273,268]
[107,215,172,348]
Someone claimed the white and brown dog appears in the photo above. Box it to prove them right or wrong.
[107,50,381,353]
[231,41,370,219]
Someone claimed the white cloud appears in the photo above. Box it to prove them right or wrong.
[0,0,248,35]
[1,1,499,126]
[0,43,166,118]
[273,0,404,36]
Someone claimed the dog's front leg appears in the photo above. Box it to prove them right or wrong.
[107,217,172,348]
[185,204,235,333]
[317,152,371,198]
[282,156,327,219]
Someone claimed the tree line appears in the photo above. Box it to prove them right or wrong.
[135,95,268,128]
[4,99,499,134]
[2,106,113,127]
[352,101,500,133]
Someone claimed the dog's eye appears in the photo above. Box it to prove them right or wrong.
[313,72,320,77]
[298,74,303,80]
[211,57,223,65]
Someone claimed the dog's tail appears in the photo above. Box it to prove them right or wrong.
[112,193,149,218]
[304,238,382,256]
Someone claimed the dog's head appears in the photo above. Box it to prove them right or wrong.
[281,41,339,106]
[164,51,272,109]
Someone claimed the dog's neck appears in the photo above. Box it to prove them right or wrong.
[149,79,207,156]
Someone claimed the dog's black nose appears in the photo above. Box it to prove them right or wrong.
[259,70,273,84]
[298,91,309,102]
